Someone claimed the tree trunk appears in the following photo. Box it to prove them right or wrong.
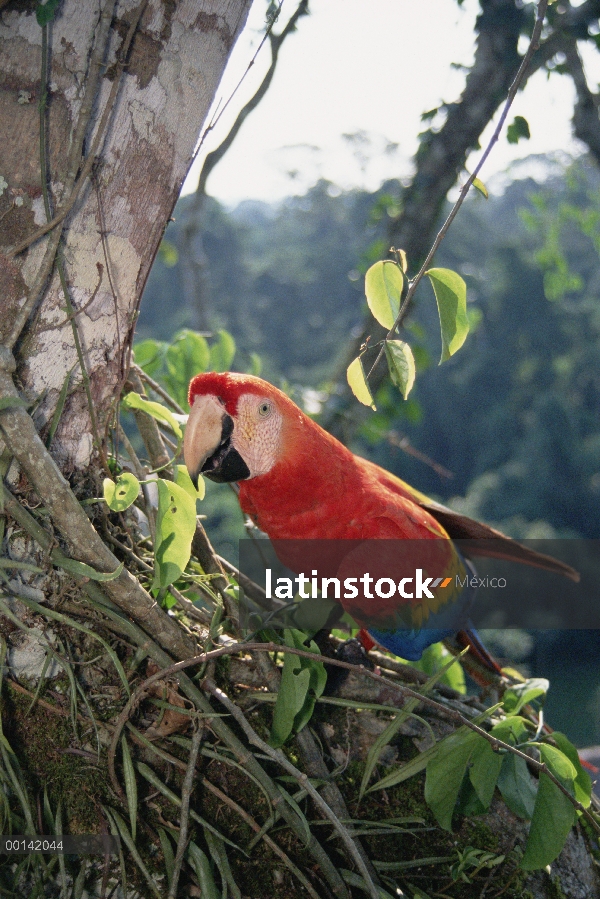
[0,0,251,469]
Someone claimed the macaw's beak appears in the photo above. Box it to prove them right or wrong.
[184,394,250,486]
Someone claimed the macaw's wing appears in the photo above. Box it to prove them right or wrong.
[359,456,580,583]
[418,497,580,582]
[339,513,468,630]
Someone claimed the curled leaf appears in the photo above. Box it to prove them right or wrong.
[153,479,197,589]
[122,392,182,440]
[472,176,488,199]
[347,356,376,410]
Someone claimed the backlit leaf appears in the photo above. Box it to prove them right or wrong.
[122,392,182,440]
[153,479,197,588]
[472,176,488,199]
[365,259,404,329]
[165,330,210,407]
[175,464,205,501]
[103,473,140,512]
[503,678,549,715]
[426,267,469,363]
[550,732,592,808]
[385,339,416,399]
[133,339,165,378]
[347,356,376,409]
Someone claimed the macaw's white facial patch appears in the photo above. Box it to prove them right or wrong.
[232,394,283,477]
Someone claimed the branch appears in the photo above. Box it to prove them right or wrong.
[195,0,308,198]
[563,39,600,166]
[366,0,550,380]
[167,722,204,899]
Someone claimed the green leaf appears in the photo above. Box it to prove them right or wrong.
[550,732,592,808]
[186,843,220,899]
[209,330,236,373]
[121,737,137,843]
[365,260,404,329]
[103,473,140,512]
[122,392,182,440]
[414,643,466,694]
[425,729,483,831]
[472,176,488,199]
[396,248,408,273]
[158,239,178,267]
[426,267,469,363]
[362,650,465,799]
[385,339,416,400]
[153,479,197,589]
[347,356,376,410]
[165,330,210,408]
[36,0,62,27]
[157,829,175,890]
[55,555,124,582]
[133,339,165,378]
[503,678,549,715]
[497,753,537,820]
[175,464,205,502]
[521,744,577,870]
[248,352,262,376]
[507,115,531,144]
[490,715,532,746]
[289,594,340,634]
[468,740,503,810]
[269,630,326,748]
[455,775,488,818]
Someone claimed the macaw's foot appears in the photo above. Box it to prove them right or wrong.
[322,636,375,695]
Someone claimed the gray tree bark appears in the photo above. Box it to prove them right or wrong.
[0,0,251,470]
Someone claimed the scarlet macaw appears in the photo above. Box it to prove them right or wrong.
[184,372,577,667]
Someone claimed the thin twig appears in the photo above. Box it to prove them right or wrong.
[194,0,308,197]
[167,721,204,899]
[367,0,550,379]
[200,779,322,899]
[132,365,185,414]
[189,0,287,169]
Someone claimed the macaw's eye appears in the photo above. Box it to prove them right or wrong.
[258,401,273,417]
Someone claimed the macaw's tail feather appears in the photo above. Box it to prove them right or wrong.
[419,501,580,582]
[446,628,505,687]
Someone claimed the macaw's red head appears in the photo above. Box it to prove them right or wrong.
[184,372,298,487]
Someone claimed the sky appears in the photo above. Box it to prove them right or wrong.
[181,0,597,205]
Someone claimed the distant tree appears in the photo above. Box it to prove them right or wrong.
[322,0,600,435]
